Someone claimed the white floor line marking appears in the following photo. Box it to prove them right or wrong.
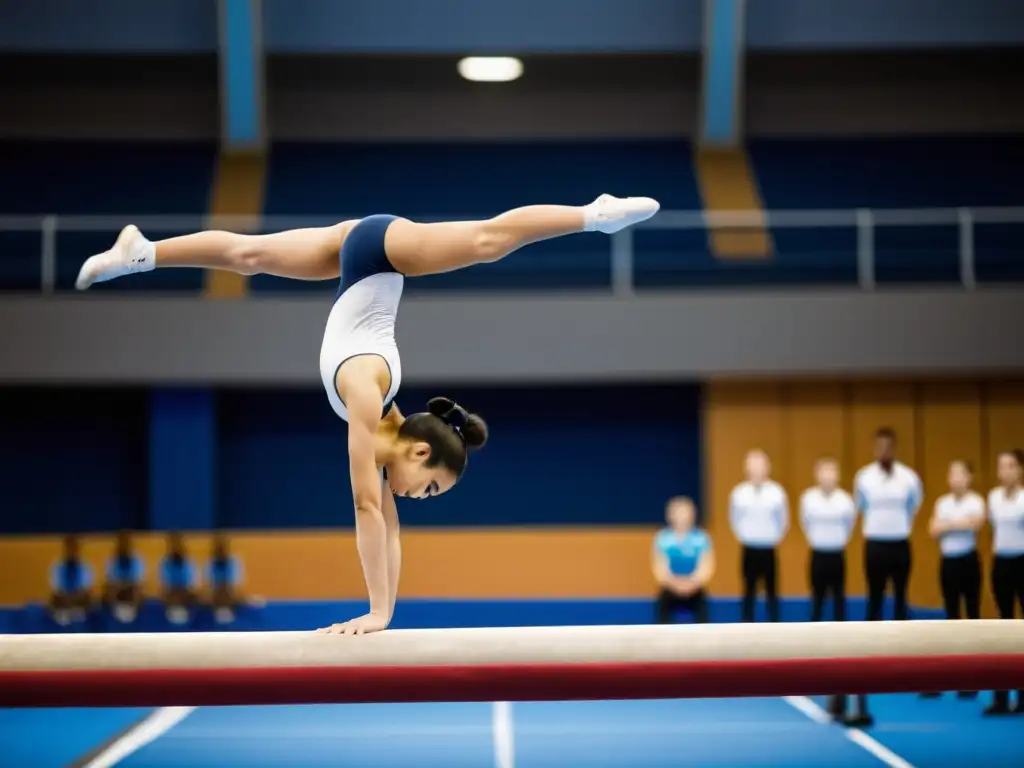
[783,696,916,768]
[83,706,196,768]
[492,701,515,768]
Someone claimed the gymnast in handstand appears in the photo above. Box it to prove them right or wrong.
[76,193,660,635]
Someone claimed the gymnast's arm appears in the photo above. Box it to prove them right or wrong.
[345,382,391,626]
[381,480,402,624]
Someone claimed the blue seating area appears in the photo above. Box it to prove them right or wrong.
[252,140,700,294]
[0,596,942,635]
[749,137,1024,286]
[0,140,215,292]
[0,137,1021,292]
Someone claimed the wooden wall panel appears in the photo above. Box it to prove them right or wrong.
[0,527,659,606]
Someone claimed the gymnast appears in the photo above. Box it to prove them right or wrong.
[75,194,660,635]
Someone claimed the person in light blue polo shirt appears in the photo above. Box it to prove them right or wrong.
[160,532,198,625]
[652,497,715,624]
[104,530,145,624]
[48,534,94,626]
[207,533,244,625]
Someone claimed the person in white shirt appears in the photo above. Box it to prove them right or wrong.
[854,427,923,621]
[800,457,857,622]
[729,450,789,622]
[985,449,1024,716]
[930,460,984,621]
[925,460,984,701]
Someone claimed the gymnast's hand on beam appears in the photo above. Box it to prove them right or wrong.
[317,611,389,636]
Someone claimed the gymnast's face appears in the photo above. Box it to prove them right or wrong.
[386,443,458,500]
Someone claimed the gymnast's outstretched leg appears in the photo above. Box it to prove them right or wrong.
[75,194,659,288]
[75,222,354,288]
[383,194,659,276]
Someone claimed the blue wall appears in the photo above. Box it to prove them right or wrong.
[0,388,148,534]
[217,384,703,528]
[0,384,702,533]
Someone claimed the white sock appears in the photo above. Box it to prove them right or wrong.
[582,197,607,232]
[126,234,156,274]
[581,194,660,234]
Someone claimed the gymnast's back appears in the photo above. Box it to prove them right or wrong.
[319,215,404,422]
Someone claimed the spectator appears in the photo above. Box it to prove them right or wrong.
[160,532,198,625]
[49,534,93,627]
[652,497,714,624]
[925,459,984,700]
[800,457,857,622]
[985,449,1024,716]
[729,450,788,622]
[854,428,922,622]
[104,530,145,624]
[207,533,244,625]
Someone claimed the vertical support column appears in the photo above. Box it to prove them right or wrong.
[212,0,266,299]
[218,0,266,152]
[700,0,745,147]
[696,1,770,259]
[149,389,216,531]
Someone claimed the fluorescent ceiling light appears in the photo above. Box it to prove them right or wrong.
[458,56,523,83]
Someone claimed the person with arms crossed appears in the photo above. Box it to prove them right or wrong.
[923,459,984,699]
[930,460,984,621]
[984,449,1024,716]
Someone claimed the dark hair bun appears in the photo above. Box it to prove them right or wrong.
[427,397,489,451]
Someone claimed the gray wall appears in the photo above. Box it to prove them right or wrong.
[2,290,1021,384]
[3,0,1022,53]
[2,51,1020,142]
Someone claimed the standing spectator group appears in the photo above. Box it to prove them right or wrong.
[651,428,1024,722]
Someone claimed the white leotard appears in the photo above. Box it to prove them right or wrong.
[318,215,405,422]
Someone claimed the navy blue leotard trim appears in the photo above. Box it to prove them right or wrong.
[336,214,401,298]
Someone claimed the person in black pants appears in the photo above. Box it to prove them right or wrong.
[652,497,715,624]
[729,451,789,623]
[800,457,856,622]
[834,430,921,728]
[855,428,923,622]
[923,460,984,699]
[984,450,1024,716]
